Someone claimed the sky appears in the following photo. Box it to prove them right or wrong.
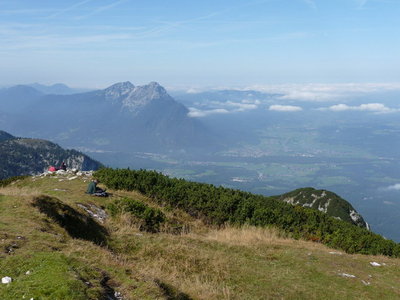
[1,0,400,89]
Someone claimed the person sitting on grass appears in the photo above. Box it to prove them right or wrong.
[60,162,67,171]
[86,179,108,197]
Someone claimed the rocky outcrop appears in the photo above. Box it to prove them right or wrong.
[0,131,102,179]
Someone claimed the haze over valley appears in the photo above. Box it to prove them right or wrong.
[1,81,400,241]
[2,1,400,298]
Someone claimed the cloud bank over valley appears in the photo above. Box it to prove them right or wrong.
[182,83,400,117]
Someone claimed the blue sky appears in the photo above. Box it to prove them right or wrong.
[1,0,399,88]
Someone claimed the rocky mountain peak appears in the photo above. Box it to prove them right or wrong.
[147,81,165,92]
[104,81,135,102]
[121,82,171,113]
[133,81,167,99]
[103,81,170,111]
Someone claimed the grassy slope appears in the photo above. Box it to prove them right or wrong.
[0,174,399,300]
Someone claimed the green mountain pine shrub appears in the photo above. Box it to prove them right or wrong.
[108,197,165,233]
[95,168,400,257]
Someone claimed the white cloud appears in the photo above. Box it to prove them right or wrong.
[358,103,393,112]
[246,83,400,102]
[225,101,259,111]
[186,88,202,94]
[386,183,400,191]
[383,201,395,205]
[269,105,303,112]
[187,98,261,117]
[187,102,258,117]
[187,108,229,117]
[323,103,398,113]
[183,83,400,116]
[327,104,351,111]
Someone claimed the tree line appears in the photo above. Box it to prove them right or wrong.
[95,168,400,257]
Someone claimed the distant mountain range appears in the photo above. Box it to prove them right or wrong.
[28,83,89,95]
[0,130,102,179]
[0,82,218,154]
[0,85,43,113]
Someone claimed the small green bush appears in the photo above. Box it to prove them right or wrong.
[108,197,165,232]
[0,175,28,187]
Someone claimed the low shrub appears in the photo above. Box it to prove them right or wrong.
[108,197,165,233]
[0,175,28,187]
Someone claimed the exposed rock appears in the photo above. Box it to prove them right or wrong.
[77,203,108,224]
[1,276,12,284]
[4,242,19,254]
[34,169,93,179]
[338,273,356,278]
[370,262,383,267]
[361,280,371,286]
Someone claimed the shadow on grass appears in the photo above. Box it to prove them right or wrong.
[155,280,193,300]
[32,195,108,246]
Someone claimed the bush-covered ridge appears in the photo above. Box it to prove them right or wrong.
[95,168,400,257]
[277,187,367,228]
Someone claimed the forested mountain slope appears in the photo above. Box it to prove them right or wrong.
[0,130,102,179]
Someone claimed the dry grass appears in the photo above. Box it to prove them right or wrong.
[0,185,41,198]
[135,236,233,300]
[198,225,286,246]
[195,225,332,253]
[109,213,143,233]
[3,175,400,300]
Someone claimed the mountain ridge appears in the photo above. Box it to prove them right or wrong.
[103,81,174,114]
[0,81,218,153]
[28,83,80,95]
